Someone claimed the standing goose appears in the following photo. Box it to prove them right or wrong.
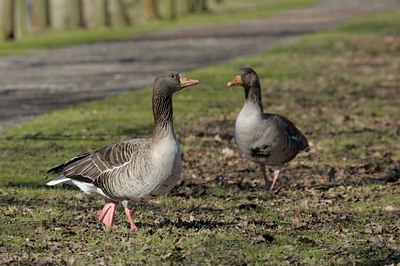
[46,72,199,231]
[227,67,308,191]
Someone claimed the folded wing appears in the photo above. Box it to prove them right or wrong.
[47,139,149,183]
[270,114,309,152]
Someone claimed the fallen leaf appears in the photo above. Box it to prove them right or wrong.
[160,252,172,260]
[221,147,235,158]
[214,134,223,143]
[384,205,400,211]
[140,244,150,253]
[369,235,386,247]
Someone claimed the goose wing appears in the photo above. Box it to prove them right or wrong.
[47,139,150,183]
[270,114,309,151]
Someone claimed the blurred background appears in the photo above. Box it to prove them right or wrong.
[0,0,215,41]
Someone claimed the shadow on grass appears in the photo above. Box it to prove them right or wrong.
[140,217,273,231]
[3,182,47,189]
[310,171,400,192]
[344,246,400,265]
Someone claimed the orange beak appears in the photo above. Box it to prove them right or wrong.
[180,76,200,88]
[227,75,243,87]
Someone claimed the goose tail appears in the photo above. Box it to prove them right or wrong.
[46,176,70,186]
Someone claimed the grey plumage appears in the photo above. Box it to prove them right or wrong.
[227,67,308,190]
[48,139,156,199]
[46,71,199,230]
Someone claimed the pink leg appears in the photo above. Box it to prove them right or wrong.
[122,200,138,231]
[260,164,272,190]
[124,207,138,232]
[269,167,281,191]
[99,202,116,228]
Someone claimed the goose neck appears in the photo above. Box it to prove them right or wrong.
[244,84,263,111]
[152,90,175,140]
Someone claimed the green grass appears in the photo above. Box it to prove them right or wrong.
[0,0,316,56]
[1,7,400,265]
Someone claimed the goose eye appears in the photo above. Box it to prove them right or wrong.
[170,74,175,79]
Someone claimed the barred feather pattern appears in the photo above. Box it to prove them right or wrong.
[46,72,188,204]
[48,136,181,202]
[93,132,181,201]
[48,132,181,202]
[48,140,144,179]
[92,139,152,199]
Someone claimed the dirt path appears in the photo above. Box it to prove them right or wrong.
[0,0,399,131]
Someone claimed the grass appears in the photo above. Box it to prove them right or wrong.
[0,0,316,56]
[1,6,400,266]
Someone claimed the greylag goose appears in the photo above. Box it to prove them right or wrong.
[227,67,308,191]
[46,71,199,231]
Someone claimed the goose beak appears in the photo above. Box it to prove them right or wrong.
[180,76,200,88]
[227,75,243,87]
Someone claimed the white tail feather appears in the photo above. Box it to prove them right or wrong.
[71,180,107,196]
[46,176,71,186]
[46,176,107,197]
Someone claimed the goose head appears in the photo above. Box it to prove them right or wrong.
[227,67,260,89]
[154,71,199,95]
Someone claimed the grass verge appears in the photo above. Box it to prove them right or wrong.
[1,8,400,265]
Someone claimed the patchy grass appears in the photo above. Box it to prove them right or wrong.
[0,0,316,56]
[1,8,400,265]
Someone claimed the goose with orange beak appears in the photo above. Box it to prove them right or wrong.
[47,72,199,231]
[227,67,309,191]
